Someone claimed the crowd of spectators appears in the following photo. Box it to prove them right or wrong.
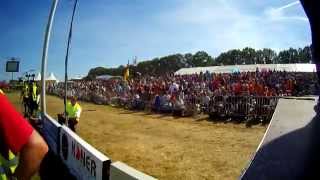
[47,70,318,119]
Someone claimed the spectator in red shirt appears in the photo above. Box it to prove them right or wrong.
[255,83,264,96]
[248,81,255,95]
[234,81,242,95]
[0,92,48,180]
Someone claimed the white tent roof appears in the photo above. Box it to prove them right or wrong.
[96,75,123,80]
[70,75,85,80]
[47,72,57,81]
[34,72,59,82]
[35,73,41,81]
[96,75,121,80]
[96,75,113,80]
[175,63,316,75]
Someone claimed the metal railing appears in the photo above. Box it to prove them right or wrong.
[207,96,279,121]
[48,87,280,121]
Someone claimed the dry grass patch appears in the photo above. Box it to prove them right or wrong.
[7,93,266,180]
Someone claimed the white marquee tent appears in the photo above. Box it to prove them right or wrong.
[34,72,59,82]
[175,64,316,75]
[35,73,41,81]
[70,74,86,81]
[96,75,122,80]
[47,72,58,82]
[96,75,113,80]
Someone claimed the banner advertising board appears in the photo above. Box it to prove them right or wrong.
[60,126,111,180]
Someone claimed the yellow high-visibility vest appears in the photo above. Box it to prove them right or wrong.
[0,89,3,95]
[0,151,18,180]
[32,83,37,101]
[66,102,82,120]
[23,84,29,98]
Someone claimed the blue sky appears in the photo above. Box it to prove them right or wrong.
[0,0,311,81]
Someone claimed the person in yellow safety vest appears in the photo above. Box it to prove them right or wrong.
[0,89,48,180]
[58,96,82,132]
[36,94,41,110]
[22,83,29,98]
[21,83,29,117]
[29,82,38,117]
[32,82,37,102]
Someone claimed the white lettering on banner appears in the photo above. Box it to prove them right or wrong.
[71,140,97,177]
[60,126,111,180]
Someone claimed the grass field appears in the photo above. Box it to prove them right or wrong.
[7,92,266,180]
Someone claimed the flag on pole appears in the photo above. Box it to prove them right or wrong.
[123,60,130,81]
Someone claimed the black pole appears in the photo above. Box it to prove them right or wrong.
[299,1,320,179]
[300,0,320,83]
[64,0,78,122]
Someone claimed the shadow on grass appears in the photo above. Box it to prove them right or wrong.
[112,106,262,127]
[195,115,253,126]
[117,108,175,119]
[118,110,137,115]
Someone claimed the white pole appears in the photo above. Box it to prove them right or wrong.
[41,0,59,115]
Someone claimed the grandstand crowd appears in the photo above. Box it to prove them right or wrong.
[47,70,318,123]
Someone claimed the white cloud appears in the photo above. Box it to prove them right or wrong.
[153,0,310,55]
[264,1,308,22]
[55,0,310,71]
[155,0,263,52]
[159,0,240,25]
[276,1,300,11]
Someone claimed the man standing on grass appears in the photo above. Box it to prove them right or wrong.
[21,82,29,117]
[58,96,82,132]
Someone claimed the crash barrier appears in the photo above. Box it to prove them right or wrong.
[208,96,279,121]
[39,114,157,180]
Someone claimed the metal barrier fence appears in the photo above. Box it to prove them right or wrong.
[47,88,280,120]
[207,96,279,121]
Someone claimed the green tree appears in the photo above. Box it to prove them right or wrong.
[297,46,311,63]
[184,53,194,67]
[86,46,311,78]
[192,51,213,67]
[241,47,256,64]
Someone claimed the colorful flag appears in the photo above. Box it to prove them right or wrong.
[123,61,130,81]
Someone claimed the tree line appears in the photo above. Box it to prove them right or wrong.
[86,46,311,79]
